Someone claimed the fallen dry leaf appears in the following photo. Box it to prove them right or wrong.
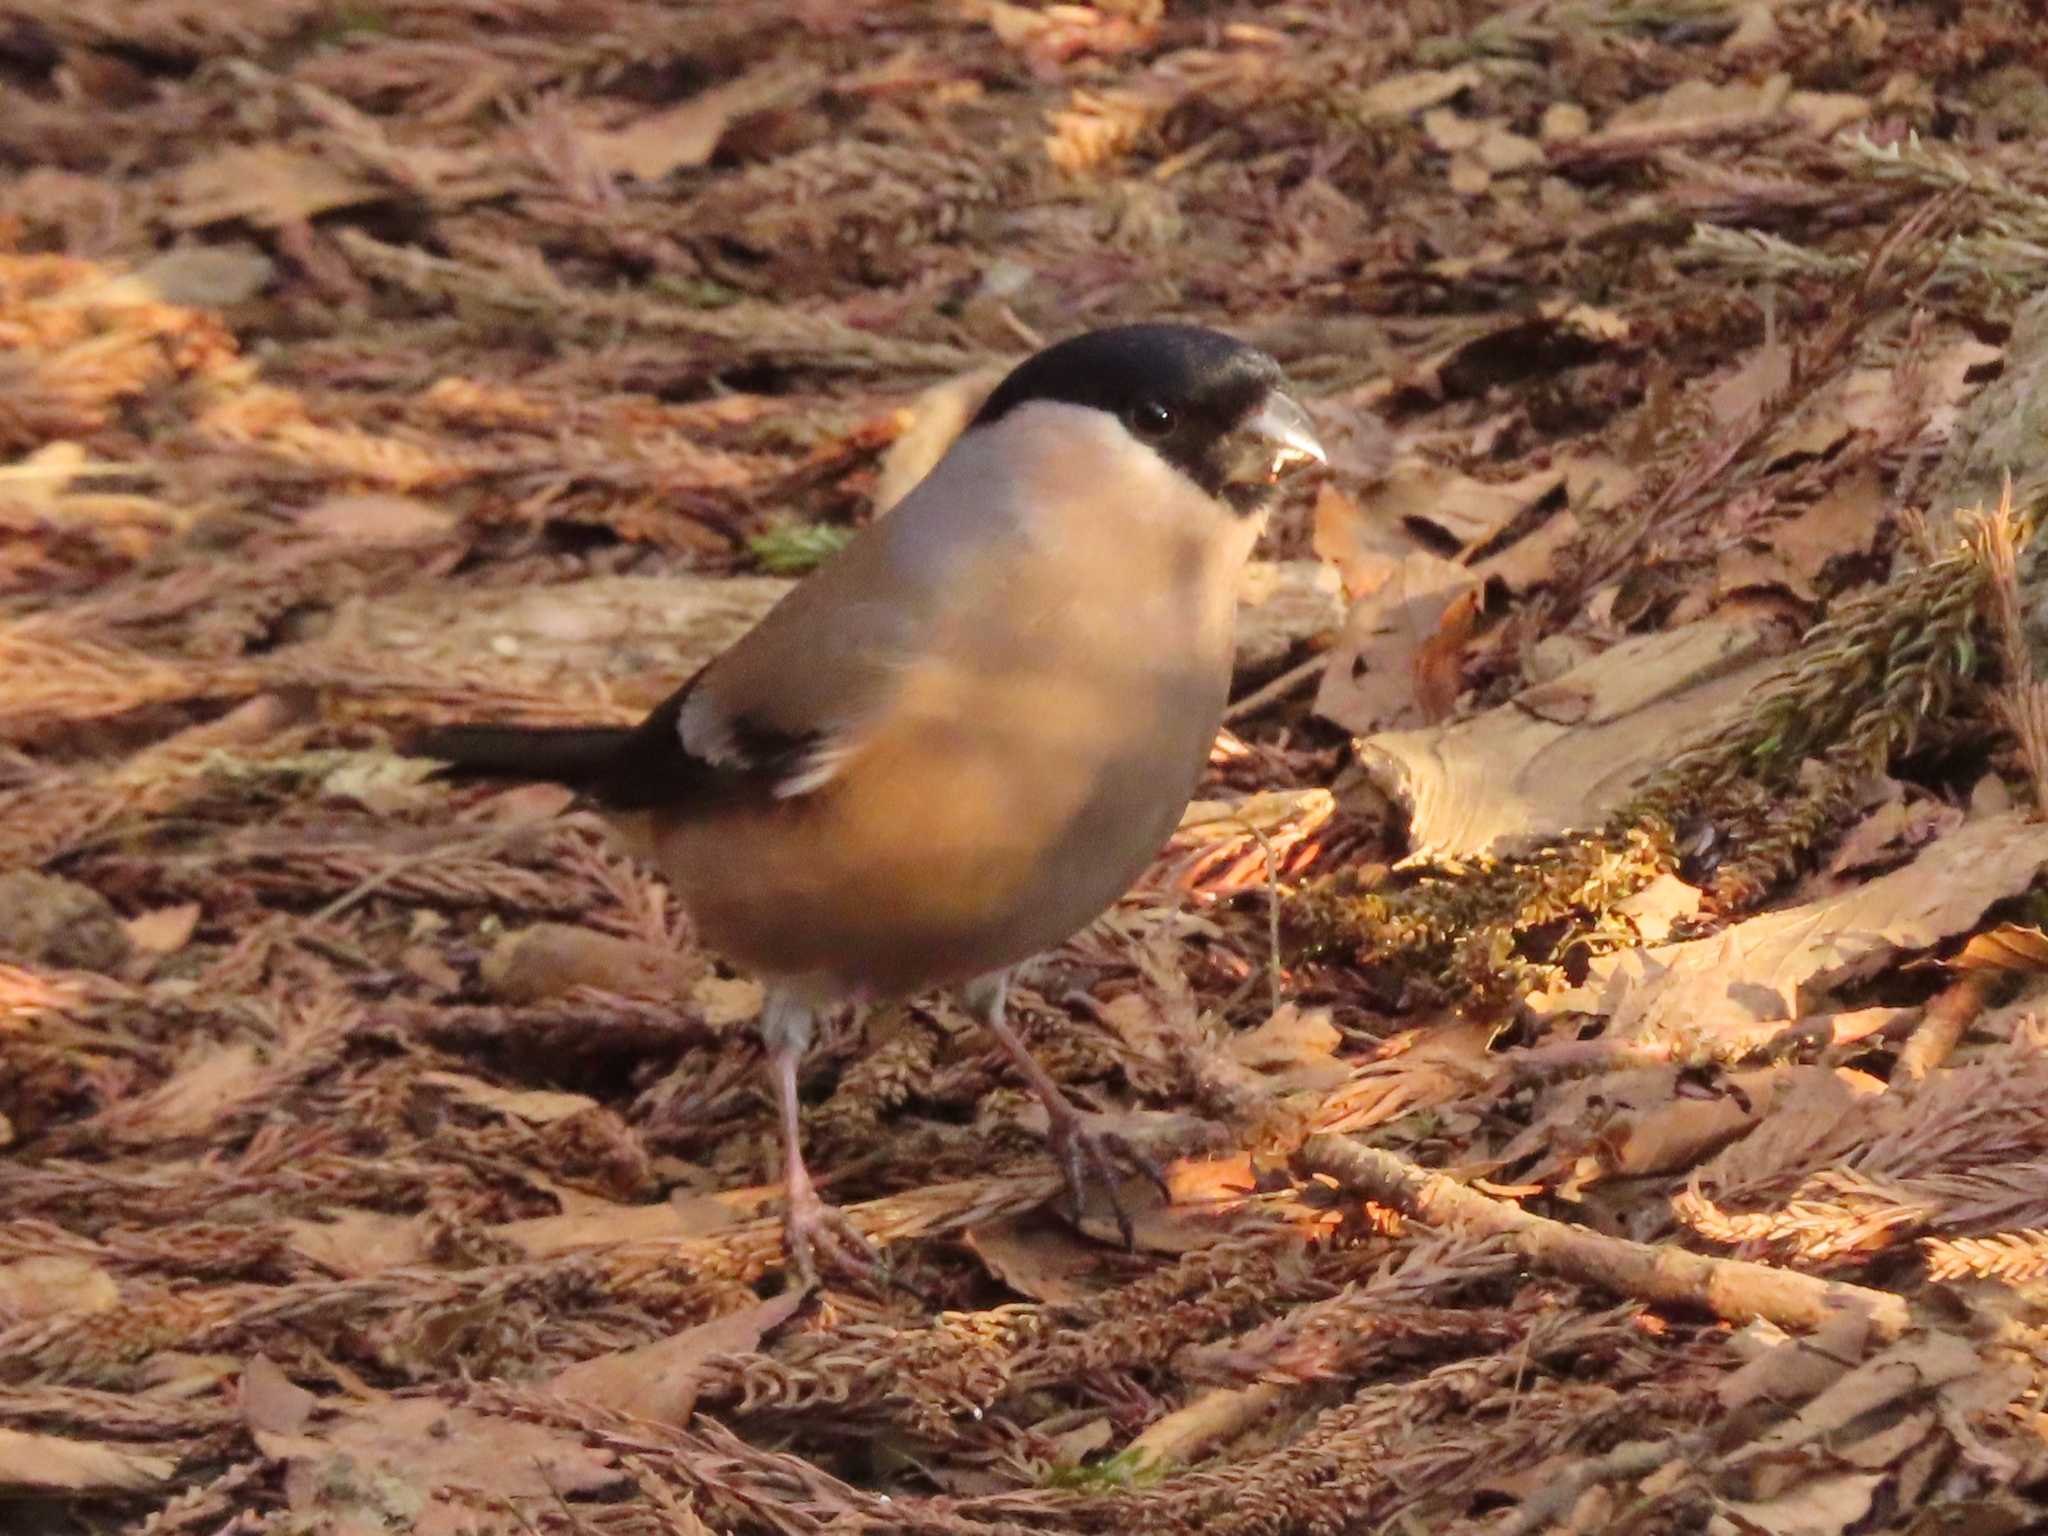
[1611,73,1794,130]
[1348,458,1561,557]
[116,243,276,306]
[0,1429,172,1492]
[495,1194,745,1257]
[400,944,463,993]
[1413,583,1483,723]
[283,1209,432,1277]
[1305,393,1398,484]
[480,923,703,1004]
[1611,1071,1767,1177]
[108,1040,263,1141]
[966,1213,1113,1302]
[1165,1153,1260,1208]
[1353,66,1481,123]
[1314,1017,1496,1136]
[1952,924,2048,972]
[1315,550,1480,736]
[1558,813,2048,1042]
[0,1255,118,1319]
[551,1291,801,1422]
[1721,469,1887,600]
[417,1070,600,1126]
[1717,1471,1884,1536]
[240,1355,317,1436]
[998,1101,1231,1251]
[259,1399,621,1505]
[1764,468,1887,595]
[1226,1003,1349,1095]
[1473,506,1580,593]
[1719,1307,1871,1412]
[121,902,201,956]
[1818,784,1962,884]
[1709,325,1793,424]
[1772,338,2003,459]
[1070,1172,1246,1253]
[167,145,381,228]
[1832,1408,1939,1470]
[1310,482,1402,600]
[471,782,580,825]
[1732,1330,1979,1466]
[1632,1066,1877,1178]
[587,67,817,182]
[299,492,459,545]
[1614,874,1704,945]
[690,972,767,1027]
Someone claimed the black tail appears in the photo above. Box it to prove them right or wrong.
[404,724,636,788]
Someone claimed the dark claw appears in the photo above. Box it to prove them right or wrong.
[1122,1133,1173,1202]
[1046,1110,1169,1250]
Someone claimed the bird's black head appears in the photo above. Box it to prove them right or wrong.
[970,324,1324,514]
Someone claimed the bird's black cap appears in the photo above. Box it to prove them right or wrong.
[971,324,1293,510]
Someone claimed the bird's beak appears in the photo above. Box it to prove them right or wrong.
[1238,390,1326,486]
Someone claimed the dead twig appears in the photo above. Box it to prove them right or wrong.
[1895,971,1994,1081]
[1299,1134,1911,1340]
[1222,654,1327,725]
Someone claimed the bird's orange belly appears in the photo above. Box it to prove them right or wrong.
[646,700,1208,1001]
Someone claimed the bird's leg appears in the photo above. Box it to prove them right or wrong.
[968,972,1170,1247]
[761,990,887,1287]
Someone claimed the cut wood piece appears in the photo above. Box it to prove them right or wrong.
[331,563,1337,712]
[314,574,791,713]
[1359,618,1787,859]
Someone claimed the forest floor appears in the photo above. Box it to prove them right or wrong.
[8,2,2048,1533]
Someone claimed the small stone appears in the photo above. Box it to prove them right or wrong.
[0,871,133,973]
[1540,102,1591,142]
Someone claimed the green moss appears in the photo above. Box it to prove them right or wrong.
[748,521,856,575]
[317,4,389,41]
[1044,1447,1177,1490]
[1294,540,1999,1007]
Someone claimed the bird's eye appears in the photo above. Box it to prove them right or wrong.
[1129,400,1176,438]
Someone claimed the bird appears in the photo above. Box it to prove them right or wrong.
[408,324,1325,1282]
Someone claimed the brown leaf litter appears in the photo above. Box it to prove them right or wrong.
[9,2,2048,1534]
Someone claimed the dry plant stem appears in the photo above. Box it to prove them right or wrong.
[308,825,524,923]
[1972,478,2048,815]
[1895,971,1993,1081]
[1299,1134,1911,1340]
[1222,654,1327,725]
[1127,1381,1292,1468]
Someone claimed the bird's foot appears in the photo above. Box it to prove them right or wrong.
[783,1181,890,1292]
[1045,1102,1172,1249]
